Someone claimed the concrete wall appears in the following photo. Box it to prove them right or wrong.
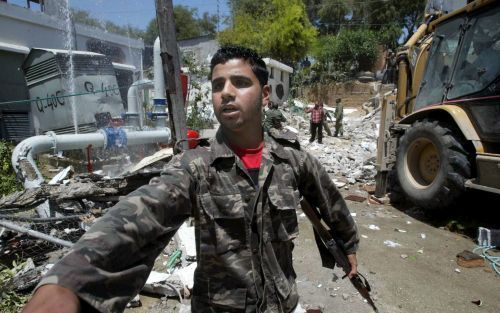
[0,2,144,69]
[179,36,219,66]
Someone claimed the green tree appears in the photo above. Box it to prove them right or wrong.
[346,0,426,48]
[143,6,218,45]
[301,0,426,49]
[313,29,379,73]
[220,0,316,64]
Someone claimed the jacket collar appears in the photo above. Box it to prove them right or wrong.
[209,127,291,166]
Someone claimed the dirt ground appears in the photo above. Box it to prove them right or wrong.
[125,189,500,313]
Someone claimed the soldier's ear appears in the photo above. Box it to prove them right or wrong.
[262,85,270,108]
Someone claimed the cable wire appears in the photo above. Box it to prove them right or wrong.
[473,245,500,275]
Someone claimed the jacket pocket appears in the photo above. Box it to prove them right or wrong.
[209,284,247,311]
[268,187,300,241]
[200,193,246,253]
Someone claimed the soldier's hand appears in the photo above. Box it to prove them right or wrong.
[22,284,81,313]
[347,253,358,278]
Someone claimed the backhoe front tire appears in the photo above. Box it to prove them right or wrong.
[396,119,472,209]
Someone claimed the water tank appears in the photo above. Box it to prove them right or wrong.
[22,48,124,134]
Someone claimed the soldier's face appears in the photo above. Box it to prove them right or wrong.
[211,59,269,133]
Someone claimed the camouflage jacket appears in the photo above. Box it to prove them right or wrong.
[263,108,287,131]
[37,128,359,313]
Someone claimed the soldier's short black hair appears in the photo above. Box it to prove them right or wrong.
[210,45,269,87]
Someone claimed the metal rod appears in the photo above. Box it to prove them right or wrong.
[0,219,74,248]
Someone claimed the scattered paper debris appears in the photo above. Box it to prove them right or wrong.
[400,254,408,259]
[454,268,461,273]
[368,224,380,230]
[417,248,424,254]
[383,240,402,248]
[126,294,141,308]
[420,233,426,239]
[394,228,407,233]
[361,235,368,239]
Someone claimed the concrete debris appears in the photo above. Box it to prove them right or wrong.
[342,293,350,300]
[172,262,197,290]
[417,248,424,254]
[363,184,376,194]
[143,271,183,298]
[420,233,426,239]
[12,258,42,291]
[367,195,383,205]
[126,294,141,308]
[345,190,368,202]
[178,303,192,313]
[456,250,485,268]
[48,166,74,185]
[175,222,197,262]
[400,254,408,259]
[283,99,380,185]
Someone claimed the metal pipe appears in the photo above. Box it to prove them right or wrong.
[127,79,154,129]
[153,37,166,102]
[0,219,74,248]
[11,128,171,217]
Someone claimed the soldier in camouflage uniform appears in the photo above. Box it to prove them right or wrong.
[334,98,344,137]
[263,102,287,132]
[23,46,359,313]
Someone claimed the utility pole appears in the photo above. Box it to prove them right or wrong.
[155,0,188,150]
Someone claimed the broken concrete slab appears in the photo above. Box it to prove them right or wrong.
[456,250,485,268]
[345,190,368,202]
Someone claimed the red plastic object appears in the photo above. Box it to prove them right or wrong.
[180,73,189,104]
[187,129,199,149]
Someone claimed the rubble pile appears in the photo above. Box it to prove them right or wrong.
[283,99,380,186]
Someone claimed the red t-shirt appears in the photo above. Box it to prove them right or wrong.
[230,142,263,185]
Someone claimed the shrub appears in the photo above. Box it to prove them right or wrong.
[0,140,22,196]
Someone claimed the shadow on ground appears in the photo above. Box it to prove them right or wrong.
[390,189,500,240]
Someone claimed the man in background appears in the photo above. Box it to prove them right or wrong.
[334,98,344,137]
[263,101,287,131]
[305,100,325,144]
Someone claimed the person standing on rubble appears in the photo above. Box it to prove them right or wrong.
[305,100,325,144]
[22,46,359,313]
[334,98,344,137]
[321,102,333,137]
[263,101,287,132]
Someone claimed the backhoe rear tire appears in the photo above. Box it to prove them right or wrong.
[396,119,472,209]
